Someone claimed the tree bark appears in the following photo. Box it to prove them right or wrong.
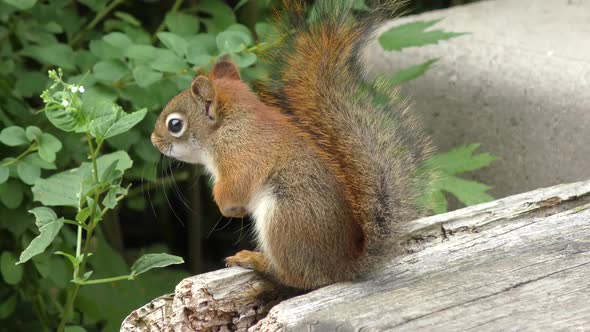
[121,180,590,331]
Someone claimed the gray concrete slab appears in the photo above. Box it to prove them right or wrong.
[366,0,590,199]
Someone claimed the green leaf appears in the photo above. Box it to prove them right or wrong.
[1,252,23,285]
[0,295,17,320]
[20,43,75,70]
[389,59,438,85]
[17,217,64,264]
[16,159,41,185]
[103,32,133,51]
[187,33,217,55]
[255,22,278,43]
[379,19,466,51]
[169,74,193,91]
[420,144,497,213]
[44,104,86,132]
[89,39,124,60]
[165,12,199,36]
[93,59,129,82]
[44,21,63,34]
[231,52,256,68]
[32,252,70,288]
[38,133,62,163]
[133,66,163,88]
[130,253,184,277]
[32,151,133,207]
[149,50,186,73]
[89,105,147,139]
[0,180,23,209]
[29,207,58,227]
[25,126,42,142]
[186,34,217,65]
[0,166,8,184]
[423,144,497,176]
[103,185,127,209]
[89,150,132,180]
[100,160,120,184]
[157,32,188,57]
[437,175,494,207]
[0,126,27,146]
[197,0,236,33]
[64,326,87,332]
[75,208,91,224]
[124,44,159,61]
[32,170,81,207]
[2,0,36,10]
[226,24,253,45]
[216,30,250,54]
[24,154,56,170]
[54,251,79,269]
[430,189,448,214]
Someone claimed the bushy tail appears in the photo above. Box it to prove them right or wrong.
[261,0,434,260]
[261,0,401,105]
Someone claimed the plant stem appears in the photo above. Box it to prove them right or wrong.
[0,143,38,167]
[63,219,87,229]
[75,223,82,258]
[56,284,80,332]
[57,135,102,331]
[150,0,184,44]
[69,0,125,47]
[77,274,131,285]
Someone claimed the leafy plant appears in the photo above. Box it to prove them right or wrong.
[419,144,497,213]
[22,69,183,331]
[0,0,277,329]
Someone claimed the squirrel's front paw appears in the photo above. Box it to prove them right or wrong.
[225,250,266,270]
[220,206,247,218]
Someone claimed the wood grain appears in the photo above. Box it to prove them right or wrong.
[121,180,590,331]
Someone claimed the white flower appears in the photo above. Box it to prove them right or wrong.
[70,85,78,93]
[79,86,85,93]
[61,100,69,107]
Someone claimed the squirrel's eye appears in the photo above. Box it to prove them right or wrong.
[166,113,186,137]
[168,119,183,133]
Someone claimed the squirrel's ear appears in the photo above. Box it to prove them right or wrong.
[210,60,240,81]
[191,76,215,101]
[191,76,218,122]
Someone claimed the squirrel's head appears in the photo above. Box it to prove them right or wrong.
[151,60,257,177]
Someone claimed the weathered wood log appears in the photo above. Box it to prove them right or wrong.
[121,180,590,331]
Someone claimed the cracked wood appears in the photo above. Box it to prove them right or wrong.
[121,180,590,331]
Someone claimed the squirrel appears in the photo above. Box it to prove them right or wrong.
[151,0,433,290]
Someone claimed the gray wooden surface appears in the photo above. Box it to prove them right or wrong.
[121,180,590,331]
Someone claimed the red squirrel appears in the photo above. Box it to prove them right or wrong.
[151,0,433,289]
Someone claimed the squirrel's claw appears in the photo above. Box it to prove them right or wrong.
[225,250,266,270]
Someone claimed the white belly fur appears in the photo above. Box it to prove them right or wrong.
[247,188,277,255]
